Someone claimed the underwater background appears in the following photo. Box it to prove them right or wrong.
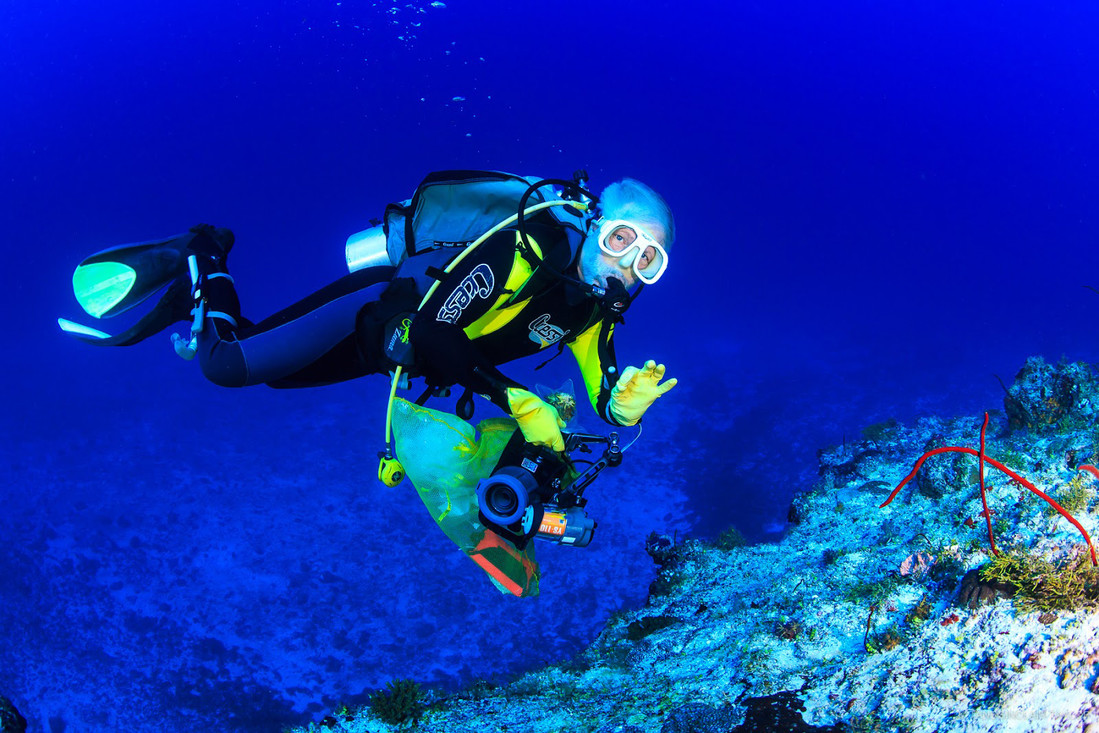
[4,1,1099,730]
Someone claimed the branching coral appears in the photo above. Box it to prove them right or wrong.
[879,412,1097,566]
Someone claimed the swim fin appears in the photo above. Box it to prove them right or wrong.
[59,225,234,346]
[59,276,195,346]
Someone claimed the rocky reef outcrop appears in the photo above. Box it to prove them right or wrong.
[289,358,1099,733]
[0,696,27,733]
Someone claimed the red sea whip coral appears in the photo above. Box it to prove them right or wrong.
[879,412,1098,566]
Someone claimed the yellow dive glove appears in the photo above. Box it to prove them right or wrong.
[609,360,678,426]
[506,388,566,452]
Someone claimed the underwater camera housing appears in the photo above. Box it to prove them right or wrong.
[476,429,622,549]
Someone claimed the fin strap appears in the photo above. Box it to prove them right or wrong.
[206,311,238,328]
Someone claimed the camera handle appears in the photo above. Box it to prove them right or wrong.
[563,432,622,498]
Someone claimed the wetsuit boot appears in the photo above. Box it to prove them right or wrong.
[189,224,241,338]
[171,224,242,359]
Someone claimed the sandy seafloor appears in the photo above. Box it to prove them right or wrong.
[0,363,691,732]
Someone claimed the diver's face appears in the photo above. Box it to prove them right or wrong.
[576,222,667,291]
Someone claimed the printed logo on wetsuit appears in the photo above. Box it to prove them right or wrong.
[437,264,494,324]
[528,314,570,348]
[386,317,412,352]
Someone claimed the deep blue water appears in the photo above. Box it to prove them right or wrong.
[4,1,1099,730]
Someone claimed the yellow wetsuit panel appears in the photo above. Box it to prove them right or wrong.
[567,320,613,413]
[462,233,541,340]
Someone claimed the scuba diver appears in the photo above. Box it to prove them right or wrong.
[59,170,678,596]
[61,170,677,456]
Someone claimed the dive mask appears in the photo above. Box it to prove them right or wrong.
[596,219,668,285]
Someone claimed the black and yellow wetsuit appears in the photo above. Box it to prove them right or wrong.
[194,217,625,425]
[409,220,621,423]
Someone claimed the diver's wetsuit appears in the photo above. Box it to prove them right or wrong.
[195,219,626,424]
[196,266,394,388]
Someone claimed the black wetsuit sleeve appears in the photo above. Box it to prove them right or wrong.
[408,232,527,412]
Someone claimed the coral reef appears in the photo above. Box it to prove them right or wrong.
[880,412,1097,565]
[289,359,1099,733]
[0,696,27,733]
[979,549,1099,612]
[1003,357,1099,432]
[367,679,426,727]
[956,568,1017,609]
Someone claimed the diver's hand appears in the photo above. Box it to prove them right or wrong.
[507,388,566,452]
[609,360,678,426]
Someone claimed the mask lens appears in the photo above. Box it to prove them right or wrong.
[602,225,637,253]
[635,245,665,282]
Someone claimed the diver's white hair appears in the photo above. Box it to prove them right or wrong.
[599,178,676,247]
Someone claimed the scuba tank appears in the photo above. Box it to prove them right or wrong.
[345,222,391,272]
[343,170,592,276]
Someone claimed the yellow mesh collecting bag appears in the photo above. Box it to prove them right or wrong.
[391,398,540,597]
